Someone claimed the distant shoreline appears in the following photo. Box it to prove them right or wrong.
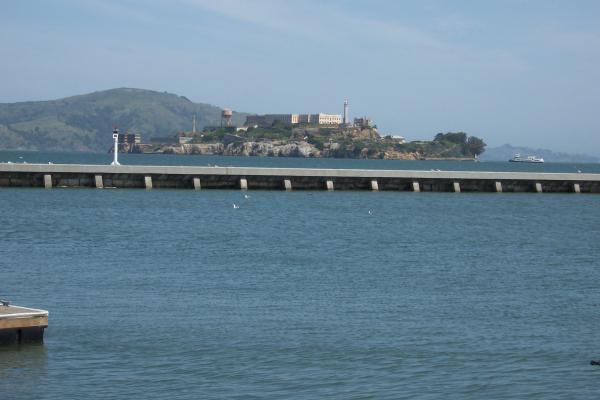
[420,157,476,161]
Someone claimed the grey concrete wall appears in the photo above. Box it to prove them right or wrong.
[1,163,599,193]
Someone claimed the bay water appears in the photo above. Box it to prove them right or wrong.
[2,150,600,173]
[1,153,599,398]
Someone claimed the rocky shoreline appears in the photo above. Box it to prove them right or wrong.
[137,141,424,160]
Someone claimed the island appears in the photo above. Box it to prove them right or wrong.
[130,122,486,160]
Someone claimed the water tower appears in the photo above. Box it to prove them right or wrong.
[221,108,233,127]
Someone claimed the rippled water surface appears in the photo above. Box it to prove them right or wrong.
[1,150,600,173]
[1,154,600,399]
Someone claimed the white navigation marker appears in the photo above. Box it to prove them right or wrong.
[111,128,121,166]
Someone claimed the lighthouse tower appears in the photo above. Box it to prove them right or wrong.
[343,99,349,125]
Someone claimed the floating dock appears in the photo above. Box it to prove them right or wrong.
[0,163,599,193]
[0,304,49,345]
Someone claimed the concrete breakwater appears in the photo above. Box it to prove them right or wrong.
[1,163,599,193]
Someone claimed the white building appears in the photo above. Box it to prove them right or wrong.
[299,113,342,125]
[390,135,406,143]
[245,113,341,127]
[309,113,342,125]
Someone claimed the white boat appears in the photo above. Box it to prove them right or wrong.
[509,153,544,163]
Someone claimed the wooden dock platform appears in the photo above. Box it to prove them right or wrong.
[0,304,49,344]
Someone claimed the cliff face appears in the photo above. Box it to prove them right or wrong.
[223,141,319,157]
[154,141,420,159]
[381,150,420,160]
[159,141,320,157]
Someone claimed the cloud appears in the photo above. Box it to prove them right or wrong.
[176,0,321,38]
[177,0,445,48]
[174,0,528,74]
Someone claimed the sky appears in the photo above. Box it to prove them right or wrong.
[1,0,599,155]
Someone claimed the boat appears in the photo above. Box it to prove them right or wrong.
[509,153,544,163]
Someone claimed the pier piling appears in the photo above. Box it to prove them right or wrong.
[193,177,201,190]
[371,180,379,191]
[412,182,420,192]
[284,179,292,191]
[240,178,248,190]
[44,174,52,189]
[326,180,334,191]
[453,182,461,193]
[95,175,103,189]
[144,176,153,190]
[495,181,502,193]
[535,182,543,193]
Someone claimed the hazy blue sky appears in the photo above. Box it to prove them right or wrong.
[2,0,599,154]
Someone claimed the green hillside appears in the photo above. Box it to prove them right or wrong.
[0,88,246,152]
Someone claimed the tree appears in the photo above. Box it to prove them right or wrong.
[434,132,468,144]
[467,136,486,156]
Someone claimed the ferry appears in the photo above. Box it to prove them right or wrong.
[509,153,544,163]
